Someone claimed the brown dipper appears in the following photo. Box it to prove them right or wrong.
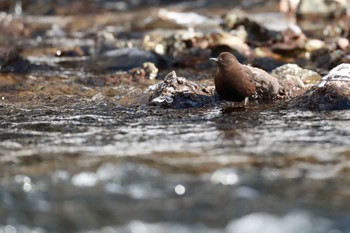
[210,52,256,104]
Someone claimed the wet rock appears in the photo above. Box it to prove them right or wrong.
[142,30,215,68]
[223,10,243,29]
[182,30,250,67]
[248,66,281,100]
[166,32,209,67]
[171,47,212,68]
[90,47,158,71]
[0,47,30,73]
[136,9,220,31]
[205,31,250,57]
[106,62,159,85]
[224,10,280,45]
[292,63,350,110]
[141,62,158,80]
[251,57,285,73]
[79,62,158,86]
[305,39,326,52]
[271,25,307,54]
[299,0,347,17]
[277,73,306,99]
[125,62,159,82]
[0,13,37,38]
[309,48,345,70]
[95,30,133,54]
[142,32,169,56]
[149,71,215,108]
[55,46,90,57]
[143,29,250,68]
[251,47,285,72]
[272,63,321,87]
[337,37,349,51]
[272,63,321,98]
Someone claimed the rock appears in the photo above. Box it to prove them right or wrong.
[95,30,132,54]
[206,31,251,57]
[90,48,158,71]
[305,39,326,52]
[309,48,344,70]
[136,9,220,31]
[272,63,321,87]
[55,46,90,57]
[224,12,280,45]
[277,74,306,99]
[125,62,159,83]
[0,47,30,73]
[249,66,281,100]
[272,64,321,98]
[299,0,347,17]
[142,32,169,56]
[251,57,285,73]
[142,62,158,80]
[271,25,307,53]
[80,62,158,86]
[291,63,350,110]
[149,71,215,108]
[142,29,211,68]
[337,37,349,51]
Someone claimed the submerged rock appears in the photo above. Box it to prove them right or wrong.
[292,63,350,110]
[149,71,215,108]
[0,47,30,73]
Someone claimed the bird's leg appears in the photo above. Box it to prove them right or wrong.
[244,97,249,106]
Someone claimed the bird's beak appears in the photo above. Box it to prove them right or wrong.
[209,57,218,62]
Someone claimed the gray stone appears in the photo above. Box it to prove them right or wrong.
[249,66,281,100]
[91,48,158,71]
[292,63,350,110]
[149,71,215,108]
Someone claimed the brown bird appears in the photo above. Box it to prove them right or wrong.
[210,52,256,105]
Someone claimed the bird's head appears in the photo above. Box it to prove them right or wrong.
[209,52,239,69]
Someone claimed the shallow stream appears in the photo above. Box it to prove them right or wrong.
[1,0,350,232]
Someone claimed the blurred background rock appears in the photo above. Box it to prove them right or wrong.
[0,0,280,15]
